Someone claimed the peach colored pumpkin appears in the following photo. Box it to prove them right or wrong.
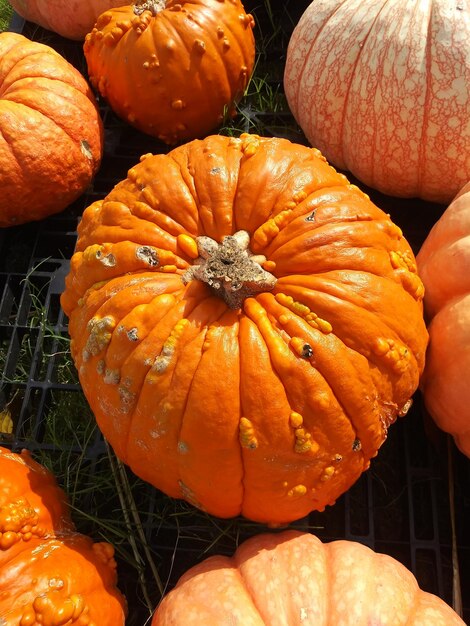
[417,181,470,456]
[151,530,465,625]
[284,0,470,204]
[8,0,127,40]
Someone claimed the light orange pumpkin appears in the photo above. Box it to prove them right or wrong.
[83,0,255,144]
[8,0,127,40]
[0,32,103,227]
[284,0,470,204]
[0,446,127,624]
[417,181,470,456]
[61,133,428,525]
[151,530,465,625]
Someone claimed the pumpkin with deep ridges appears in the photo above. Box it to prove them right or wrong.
[0,32,103,227]
[284,0,470,204]
[151,530,465,625]
[61,133,428,525]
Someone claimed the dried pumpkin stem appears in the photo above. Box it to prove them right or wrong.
[133,0,166,16]
[181,230,277,309]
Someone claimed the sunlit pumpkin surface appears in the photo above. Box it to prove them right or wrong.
[151,530,465,625]
[417,181,470,457]
[84,0,256,144]
[0,32,103,227]
[7,0,127,40]
[284,0,470,204]
[0,447,127,625]
[61,134,428,524]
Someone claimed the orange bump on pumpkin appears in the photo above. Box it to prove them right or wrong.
[417,180,470,457]
[0,447,127,625]
[284,0,470,203]
[61,133,428,525]
[83,0,256,144]
[0,32,103,227]
[150,530,465,625]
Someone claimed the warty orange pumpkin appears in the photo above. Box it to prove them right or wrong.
[417,181,470,457]
[284,0,470,204]
[151,530,465,625]
[0,32,103,227]
[8,0,127,40]
[83,0,255,144]
[61,133,428,525]
[0,446,127,625]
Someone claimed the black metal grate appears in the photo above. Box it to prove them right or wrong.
[1,2,469,624]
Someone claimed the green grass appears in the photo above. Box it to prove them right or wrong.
[0,0,13,31]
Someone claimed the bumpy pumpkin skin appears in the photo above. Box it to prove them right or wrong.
[284,0,470,204]
[0,447,127,625]
[61,134,428,525]
[0,32,103,228]
[417,182,470,456]
[0,446,72,552]
[151,530,465,625]
[83,0,255,144]
[8,0,127,40]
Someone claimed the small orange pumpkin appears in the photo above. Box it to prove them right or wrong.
[151,530,465,625]
[417,181,470,456]
[0,32,103,227]
[61,133,428,525]
[0,447,127,625]
[83,0,255,144]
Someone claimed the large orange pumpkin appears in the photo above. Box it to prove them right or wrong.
[283,0,470,204]
[0,446,127,624]
[61,133,428,525]
[417,181,470,457]
[151,530,465,625]
[83,0,255,144]
[0,32,103,227]
[8,0,127,40]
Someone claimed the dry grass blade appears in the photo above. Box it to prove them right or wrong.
[447,436,463,617]
[106,442,163,617]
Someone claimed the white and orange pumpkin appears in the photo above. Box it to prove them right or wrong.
[284,0,470,204]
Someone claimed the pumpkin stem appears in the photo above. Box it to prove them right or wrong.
[133,0,166,16]
[181,230,277,309]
